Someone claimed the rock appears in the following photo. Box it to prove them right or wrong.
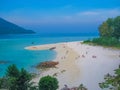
[49,47,56,50]
[36,61,59,68]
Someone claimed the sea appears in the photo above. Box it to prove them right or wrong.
[0,34,98,77]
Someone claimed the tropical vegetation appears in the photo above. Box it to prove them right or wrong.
[39,75,59,90]
[0,16,120,90]
[99,66,120,90]
[0,64,33,90]
[0,64,58,90]
[84,16,120,48]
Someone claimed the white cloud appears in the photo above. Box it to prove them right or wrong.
[1,8,120,25]
[71,8,120,23]
[77,9,120,17]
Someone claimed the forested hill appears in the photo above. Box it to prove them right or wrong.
[0,18,35,34]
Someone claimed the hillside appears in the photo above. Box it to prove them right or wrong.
[0,18,35,34]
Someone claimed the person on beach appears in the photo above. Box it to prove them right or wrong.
[82,55,85,58]
[92,55,96,58]
[61,85,70,90]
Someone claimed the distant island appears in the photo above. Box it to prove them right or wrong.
[0,17,35,34]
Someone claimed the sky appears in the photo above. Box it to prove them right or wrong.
[0,0,120,34]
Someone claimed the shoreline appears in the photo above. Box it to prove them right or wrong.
[25,41,120,90]
[26,41,81,89]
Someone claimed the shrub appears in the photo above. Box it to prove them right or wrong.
[99,66,120,90]
[0,64,33,90]
[91,37,120,47]
[39,75,59,90]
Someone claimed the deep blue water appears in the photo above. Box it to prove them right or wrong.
[0,34,98,76]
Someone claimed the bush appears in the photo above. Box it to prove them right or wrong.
[16,68,32,90]
[0,64,33,90]
[39,75,59,90]
[99,66,120,90]
[83,40,91,43]
[6,64,19,78]
[99,16,120,39]
[91,37,120,47]
[0,77,8,89]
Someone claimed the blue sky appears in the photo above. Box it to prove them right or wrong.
[0,0,120,34]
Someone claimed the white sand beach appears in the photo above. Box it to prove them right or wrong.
[25,41,120,90]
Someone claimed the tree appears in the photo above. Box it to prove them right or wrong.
[39,75,59,90]
[113,16,120,39]
[6,64,19,78]
[8,77,18,90]
[6,64,20,90]
[0,64,33,90]
[99,16,120,39]
[99,19,114,37]
[0,77,9,89]
[99,65,120,90]
[99,22,110,37]
[17,68,32,90]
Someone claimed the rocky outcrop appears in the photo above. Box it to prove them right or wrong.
[36,61,59,68]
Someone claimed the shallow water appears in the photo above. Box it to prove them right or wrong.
[0,34,97,76]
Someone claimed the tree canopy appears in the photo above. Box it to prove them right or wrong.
[39,75,59,90]
[99,16,120,39]
[0,64,32,90]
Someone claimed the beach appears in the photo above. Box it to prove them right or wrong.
[25,41,120,90]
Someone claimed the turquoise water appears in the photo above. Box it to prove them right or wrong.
[0,34,97,76]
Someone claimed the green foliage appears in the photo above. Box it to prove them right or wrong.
[78,84,87,90]
[99,66,120,90]
[113,16,120,39]
[92,37,119,47]
[6,64,19,78]
[84,37,120,48]
[99,21,113,37]
[16,68,32,90]
[6,64,20,90]
[0,64,33,90]
[8,77,18,90]
[99,16,120,39]
[83,40,91,43]
[84,16,120,48]
[0,77,9,89]
[39,75,59,90]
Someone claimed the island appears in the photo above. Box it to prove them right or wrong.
[0,17,35,34]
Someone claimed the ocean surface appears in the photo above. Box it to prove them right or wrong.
[0,34,98,76]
